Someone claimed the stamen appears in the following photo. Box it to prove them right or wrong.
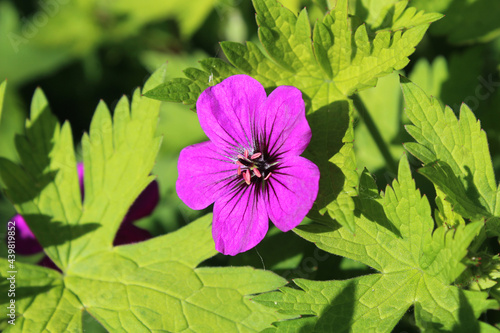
[264,172,272,180]
[244,149,249,159]
[254,168,262,178]
[250,152,261,159]
[237,166,242,175]
[237,155,245,160]
[236,160,244,166]
[243,170,251,185]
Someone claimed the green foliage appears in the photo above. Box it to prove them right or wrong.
[145,0,441,232]
[146,0,441,108]
[0,80,5,125]
[253,77,500,331]
[255,157,498,332]
[107,0,218,39]
[2,0,500,330]
[0,87,81,269]
[412,0,500,44]
[0,68,289,332]
[401,77,500,235]
[353,47,488,181]
[0,0,217,85]
[0,215,288,332]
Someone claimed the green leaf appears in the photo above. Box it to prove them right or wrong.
[68,67,166,262]
[255,157,497,331]
[434,187,465,228]
[65,215,288,332]
[145,78,205,106]
[326,192,356,232]
[146,0,441,102]
[351,0,400,28]
[0,262,82,332]
[353,0,442,31]
[0,68,166,270]
[400,77,500,234]
[418,161,491,221]
[303,100,357,227]
[1,215,289,332]
[0,88,82,269]
[412,0,500,44]
[0,80,6,125]
[106,0,218,39]
[257,273,418,332]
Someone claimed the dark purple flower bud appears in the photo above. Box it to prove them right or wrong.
[38,255,60,271]
[9,214,42,255]
[113,223,152,246]
[122,180,160,225]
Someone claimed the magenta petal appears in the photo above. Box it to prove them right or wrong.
[123,180,159,224]
[177,141,237,210]
[265,156,320,232]
[196,75,266,151]
[77,162,85,200]
[8,214,43,255]
[258,86,311,156]
[213,186,269,256]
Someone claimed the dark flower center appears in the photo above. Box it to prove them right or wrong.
[236,149,275,185]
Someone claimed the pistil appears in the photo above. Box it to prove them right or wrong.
[236,149,268,185]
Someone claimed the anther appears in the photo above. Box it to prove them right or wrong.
[250,152,262,159]
[244,149,249,159]
[264,172,272,180]
[254,168,262,178]
[237,166,242,175]
[243,170,251,185]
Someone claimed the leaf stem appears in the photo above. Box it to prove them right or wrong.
[351,94,398,175]
[469,223,487,254]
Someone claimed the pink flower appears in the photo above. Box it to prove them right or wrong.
[177,75,320,255]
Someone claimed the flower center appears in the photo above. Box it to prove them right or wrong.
[236,149,272,185]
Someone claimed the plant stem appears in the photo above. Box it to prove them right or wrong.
[469,223,487,254]
[351,93,398,175]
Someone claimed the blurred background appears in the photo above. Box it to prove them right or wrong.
[1,0,500,330]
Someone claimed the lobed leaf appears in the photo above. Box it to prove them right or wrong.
[256,156,496,331]
[65,215,288,332]
[400,77,500,234]
[0,215,290,332]
[0,88,82,269]
[147,0,441,110]
[68,67,165,261]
